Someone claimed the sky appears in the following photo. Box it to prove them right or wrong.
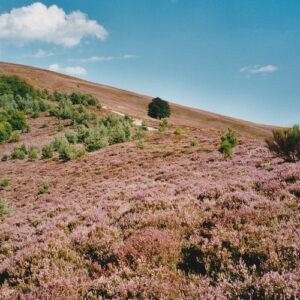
[0,1,299,126]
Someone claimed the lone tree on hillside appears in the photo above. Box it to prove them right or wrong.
[148,97,171,119]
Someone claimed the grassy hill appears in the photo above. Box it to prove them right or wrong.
[0,62,272,138]
[0,63,299,299]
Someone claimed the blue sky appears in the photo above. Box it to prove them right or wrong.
[0,1,299,126]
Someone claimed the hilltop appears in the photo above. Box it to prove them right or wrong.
[0,62,272,138]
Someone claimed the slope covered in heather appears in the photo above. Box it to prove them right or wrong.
[0,70,299,299]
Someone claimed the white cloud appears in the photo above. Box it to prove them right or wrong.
[0,2,108,47]
[70,54,137,63]
[34,49,54,58]
[48,64,87,76]
[240,64,278,76]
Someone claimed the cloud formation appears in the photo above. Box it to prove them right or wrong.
[0,2,108,47]
[70,54,137,63]
[33,49,55,58]
[48,64,87,76]
[240,65,278,76]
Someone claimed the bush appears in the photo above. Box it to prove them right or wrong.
[174,127,186,136]
[84,125,109,152]
[58,142,83,161]
[0,199,10,217]
[10,131,20,143]
[37,182,49,195]
[219,128,238,158]
[65,130,78,144]
[28,145,39,160]
[11,144,27,160]
[266,125,300,162]
[41,144,54,159]
[0,75,37,98]
[148,97,171,119]
[0,177,10,188]
[0,121,12,142]
[158,118,168,134]
[191,139,198,147]
[9,111,28,131]
[52,136,69,151]
[137,139,145,149]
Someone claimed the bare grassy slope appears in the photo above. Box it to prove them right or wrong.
[0,62,272,138]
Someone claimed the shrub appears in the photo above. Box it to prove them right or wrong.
[219,139,233,158]
[148,97,171,119]
[0,177,10,188]
[219,128,238,158]
[137,139,145,149]
[266,125,300,162]
[174,127,186,136]
[52,136,69,151]
[0,199,10,216]
[10,131,20,143]
[28,145,39,160]
[58,143,83,161]
[9,111,28,131]
[11,144,27,160]
[37,182,49,195]
[191,139,198,147]
[65,130,78,144]
[0,121,12,142]
[41,144,54,159]
[158,118,168,134]
[0,75,37,98]
[1,153,9,161]
[84,125,109,152]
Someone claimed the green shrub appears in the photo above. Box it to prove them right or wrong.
[10,131,20,143]
[174,127,186,136]
[28,145,39,160]
[76,124,89,143]
[11,144,27,160]
[52,136,69,151]
[41,144,54,159]
[148,97,171,119]
[0,199,10,216]
[219,128,238,158]
[37,182,49,195]
[9,111,28,131]
[58,143,82,161]
[0,177,10,188]
[158,118,168,134]
[58,99,73,119]
[0,75,37,98]
[137,139,145,149]
[84,125,109,152]
[65,130,78,144]
[0,121,12,142]
[191,139,198,147]
[266,125,300,161]
[1,153,9,161]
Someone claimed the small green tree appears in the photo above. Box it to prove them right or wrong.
[148,97,171,119]
[219,128,238,158]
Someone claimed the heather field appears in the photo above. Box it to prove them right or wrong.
[1,121,300,299]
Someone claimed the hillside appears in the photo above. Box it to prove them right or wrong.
[0,62,272,138]
[0,64,299,299]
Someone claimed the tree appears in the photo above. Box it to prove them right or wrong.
[148,97,171,119]
[218,128,238,158]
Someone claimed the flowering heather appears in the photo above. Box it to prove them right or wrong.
[0,122,300,299]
